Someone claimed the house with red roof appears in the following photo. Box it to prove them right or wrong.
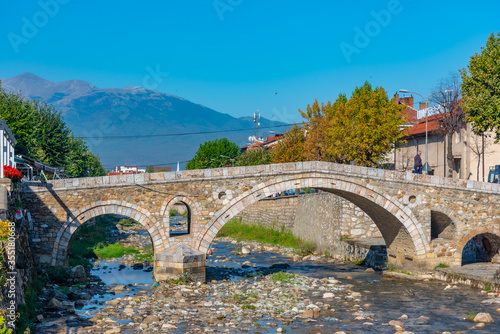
[393,94,497,181]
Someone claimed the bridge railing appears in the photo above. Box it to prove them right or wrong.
[21,161,499,194]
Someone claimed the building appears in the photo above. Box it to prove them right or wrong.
[241,133,285,152]
[394,93,498,181]
[0,120,16,178]
[107,165,146,176]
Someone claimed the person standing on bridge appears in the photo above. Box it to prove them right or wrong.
[414,151,423,174]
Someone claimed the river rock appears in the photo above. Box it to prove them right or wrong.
[46,297,63,309]
[473,312,494,323]
[269,263,290,270]
[133,263,144,270]
[241,247,251,255]
[399,314,408,319]
[323,292,335,298]
[112,285,127,292]
[302,309,314,318]
[388,320,405,327]
[71,265,87,283]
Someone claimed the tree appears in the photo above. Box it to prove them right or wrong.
[324,82,406,166]
[466,132,495,181]
[0,83,106,177]
[185,138,240,170]
[460,32,500,139]
[430,73,466,177]
[271,124,307,163]
[299,100,328,161]
[236,147,272,166]
[145,165,155,173]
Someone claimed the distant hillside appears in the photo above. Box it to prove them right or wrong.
[1,73,287,169]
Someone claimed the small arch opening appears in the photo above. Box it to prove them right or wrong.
[462,233,500,265]
[169,201,191,236]
[431,211,456,240]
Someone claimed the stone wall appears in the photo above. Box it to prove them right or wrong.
[236,196,298,230]
[237,191,382,255]
[0,180,35,318]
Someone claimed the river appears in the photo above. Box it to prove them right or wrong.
[43,239,499,333]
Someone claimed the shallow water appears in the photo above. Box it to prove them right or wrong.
[76,240,500,333]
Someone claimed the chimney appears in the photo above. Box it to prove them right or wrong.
[419,102,428,110]
[394,92,400,104]
[399,96,414,108]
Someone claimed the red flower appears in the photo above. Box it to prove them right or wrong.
[3,165,22,182]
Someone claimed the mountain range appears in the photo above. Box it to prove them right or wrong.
[1,73,287,170]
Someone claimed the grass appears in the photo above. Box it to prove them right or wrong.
[465,310,476,321]
[68,215,152,265]
[218,218,316,255]
[93,242,139,259]
[270,271,297,284]
[434,262,450,270]
[484,282,491,291]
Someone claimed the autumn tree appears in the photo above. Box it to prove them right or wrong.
[430,73,466,177]
[460,32,500,139]
[185,138,240,170]
[271,124,307,163]
[324,82,406,166]
[299,101,328,160]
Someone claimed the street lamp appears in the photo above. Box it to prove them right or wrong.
[399,89,453,174]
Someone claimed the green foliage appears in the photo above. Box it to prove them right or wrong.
[93,242,139,259]
[484,282,491,291]
[465,310,476,321]
[186,138,240,170]
[0,83,105,177]
[134,247,154,262]
[118,218,138,227]
[169,209,179,217]
[45,266,72,285]
[434,262,450,270]
[218,218,315,255]
[236,147,272,166]
[145,165,155,173]
[270,271,297,283]
[460,32,500,139]
[15,275,44,333]
[296,82,405,166]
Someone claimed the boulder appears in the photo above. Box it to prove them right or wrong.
[474,312,494,323]
[71,265,87,283]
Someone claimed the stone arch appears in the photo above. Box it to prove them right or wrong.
[196,176,429,265]
[51,200,165,266]
[458,227,500,265]
[430,208,458,240]
[161,195,197,236]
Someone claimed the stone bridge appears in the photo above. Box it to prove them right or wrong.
[22,161,500,281]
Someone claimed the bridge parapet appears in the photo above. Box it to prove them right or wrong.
[20,161,500,280]
[22,161,500,194]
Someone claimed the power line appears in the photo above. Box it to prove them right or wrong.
[79,123,297,140]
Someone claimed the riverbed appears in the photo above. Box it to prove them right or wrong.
[33,237,500,333]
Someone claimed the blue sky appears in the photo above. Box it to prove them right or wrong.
[1,0,499,124]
